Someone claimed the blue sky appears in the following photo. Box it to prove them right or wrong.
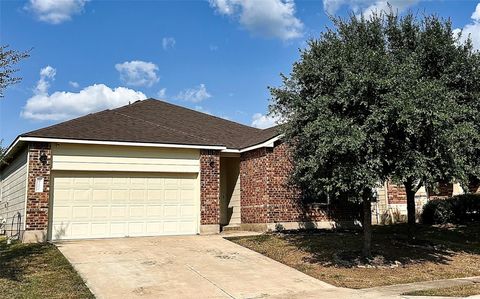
[1,0,480,147]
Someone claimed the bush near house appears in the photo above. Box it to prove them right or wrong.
[421,194,480,225]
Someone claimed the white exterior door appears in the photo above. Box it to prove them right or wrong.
[50,172,199,240]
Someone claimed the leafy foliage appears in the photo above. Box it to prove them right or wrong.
[270,10,480,203]
[421,194,480,224]
[0,45,30,97]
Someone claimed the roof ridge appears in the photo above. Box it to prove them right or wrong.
[111,110,217,145]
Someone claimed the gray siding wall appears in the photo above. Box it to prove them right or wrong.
[0,149,28,238]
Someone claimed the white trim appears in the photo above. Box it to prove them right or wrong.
[3,135,283,162]
[23,148,30,231]
[18,137,227,150]
[2,137,21,160]
[220,135,283,154]
[238,135,283,153]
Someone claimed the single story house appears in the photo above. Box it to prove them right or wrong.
[1,99,478,242]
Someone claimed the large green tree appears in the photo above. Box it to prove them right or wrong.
[270,9,480,254]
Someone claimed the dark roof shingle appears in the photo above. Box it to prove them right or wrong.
[22,99,280,150]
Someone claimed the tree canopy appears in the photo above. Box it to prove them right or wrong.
[270,10,480,242]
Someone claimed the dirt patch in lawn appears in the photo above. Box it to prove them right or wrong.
[228,223,480,289]
[403,283,480,297]
[0,237,94,299]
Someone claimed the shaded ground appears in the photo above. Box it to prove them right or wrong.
[403,283,480,297]
[228,223,480,289]
[0,237,93,299]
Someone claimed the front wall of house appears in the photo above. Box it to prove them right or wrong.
[240,142,355,229]
[0,148,28,238]
[20,142,223,242]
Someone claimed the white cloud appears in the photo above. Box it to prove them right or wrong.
[21,66,146,121]
[251,112,279,129]
[69,81,79,88]
[157,88,167,98]
[209,0,303,40]
[26,0,88,24]
[175,84,212,103]
[323,0,418,17]
[162,37,176,50]
[453,3,480,51]
[115,60,159,87]
[35,66,56,95]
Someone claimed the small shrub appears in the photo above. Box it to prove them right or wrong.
[421,194,480,224]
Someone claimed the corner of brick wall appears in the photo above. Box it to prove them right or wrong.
[240,141,354,224]
[25,142,51,232]
[200,149,220,225]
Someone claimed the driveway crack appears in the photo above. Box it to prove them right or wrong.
[186,264,236,299]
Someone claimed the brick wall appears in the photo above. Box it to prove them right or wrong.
[387,182,407,204]
[240,141,354,224]
[239,148,269,223]
[200,150,220,225]
[25,143,51,232]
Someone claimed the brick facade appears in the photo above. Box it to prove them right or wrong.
[387,181,458,203]
[25,143,52,236]
[240,141,354,225]
[387,182,407,204]
[200,150,220,225]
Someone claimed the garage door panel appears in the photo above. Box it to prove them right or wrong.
[93,189,110,201]
[111,189,129,201]
[130,189,146,201]
[53,206,71,218]
[180,206,196,217]
[128,222,145,235]
[147,190,164,201]
[179,221,196,233]
[145,221,163,233]
[110,222,127,236]
[129,205,145,218]
[72,206,90,219]
[164,189,179,202]
[146,205,163,217]
[73,189,91,201]
[51,172,199,240]
[71,222,90,237]
[110,206,127,218]
[181,190,195,202]
[163,205,179,217]
[91,223,108,236]
[92,206,109,218]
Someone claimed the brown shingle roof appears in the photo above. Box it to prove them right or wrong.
[22,99,280,150]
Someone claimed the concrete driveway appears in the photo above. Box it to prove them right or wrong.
[57,234,360,299]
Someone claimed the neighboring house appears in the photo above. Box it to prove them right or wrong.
[372,181,479,224]
[1,99,478,242]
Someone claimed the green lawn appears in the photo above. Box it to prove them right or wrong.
[0,237,94,299]
[228,223,480,290]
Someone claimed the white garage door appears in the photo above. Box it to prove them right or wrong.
[50,172,199,240]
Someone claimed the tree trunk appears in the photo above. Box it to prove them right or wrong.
[362,189,372,258]
[404,179,417,239]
